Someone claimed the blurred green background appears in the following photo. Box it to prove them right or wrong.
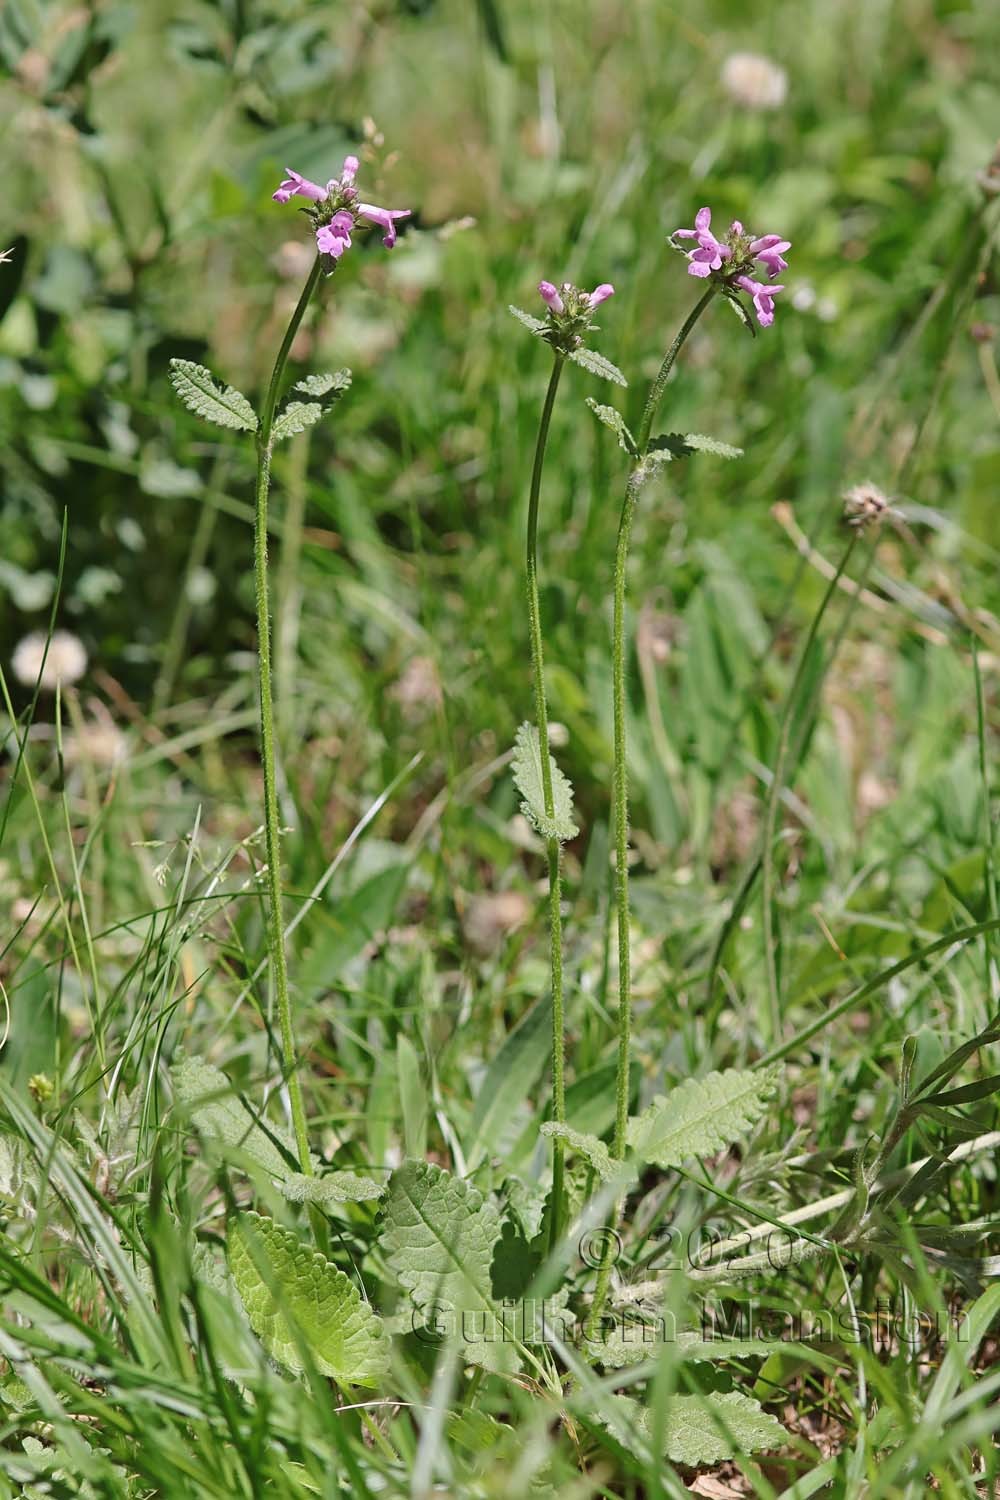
[2,0,1000,1099]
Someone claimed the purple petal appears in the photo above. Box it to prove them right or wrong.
[358,203,412,248]
[688,259,713,278]
[538,280,566,314]
[674,227,698,239]
[341,154,360,185]
[694,206,712,232]
[274,168,327,205]
[588,283,615,307]
[730,219,744,235]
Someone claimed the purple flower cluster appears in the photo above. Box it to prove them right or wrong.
[538,281,615,316]
[273,155,411,262]
[673,207,790,327]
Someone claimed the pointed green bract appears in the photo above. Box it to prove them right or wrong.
[228,1212,388,1386]
[569,346,627,385]
[586,398,637,454]
[168,359,257,431]
[381,1160,514,1371]
[627,1065,781,1169]
[512,722,579,843]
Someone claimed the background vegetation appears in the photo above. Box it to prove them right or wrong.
[3,0,1000,1493]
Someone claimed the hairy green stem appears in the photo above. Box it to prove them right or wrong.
[525,355,569,1253]
[254,255,323,1175]
[585,285,716,1343]
[761,529,859,1039]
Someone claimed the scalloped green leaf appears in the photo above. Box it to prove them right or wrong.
[508,304,548,335]
[596,1390,788,1465]
[168,359,257,432]
[650,432,743,461]
[293,369,351,398]
[229,1212,388,1386]
[540,1122,616,1183]
[511,722,578,843]
[627,1065,780,1169]
[171,1055,312,1178]
[381,1160,514,1371]
[279,1171,384,1206]
[271,401,324,444]
[586,398,637,455]
[568,346,627,386]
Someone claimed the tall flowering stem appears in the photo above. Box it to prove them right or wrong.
[254,255,323,1175]
[525,352,568,1252]
[585,283,718,1343]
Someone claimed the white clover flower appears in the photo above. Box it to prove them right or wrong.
[12,630,87,691]
[721,52,788,111]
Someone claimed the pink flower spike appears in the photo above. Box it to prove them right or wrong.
[273,168,327,205]
[538,281,566,314]
[316,211,354,259]
[588,283,615,308]
[358,203,411,248]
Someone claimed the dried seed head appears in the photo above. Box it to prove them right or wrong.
[843,481,897,533]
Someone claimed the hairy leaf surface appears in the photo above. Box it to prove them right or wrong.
[229,1212,388,1386]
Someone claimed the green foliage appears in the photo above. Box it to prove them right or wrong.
[539,1121,616,1182]
[271,401,324,443]
[649,432,744,460]
[601,1390,788,1465]
[171,1054,308,1177]
[508,305,548,335]
[167,360,257,432]
[229,1212,389,1385]
[567,347,627,385]
[511,722,579,842]
[585,398,637,454]
[627,1066,782,1169]
[381,1160,514,1371]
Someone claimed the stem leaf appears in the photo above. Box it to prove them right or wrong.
[508,304,548,335]
[586,398,637,454]
[271,401,324,444]
[627,1065,781,1169]
[649,432,743,460]
[168,359,257,431]
[568,346,627,386]
[512,722,579,842]
[293,369,351,398]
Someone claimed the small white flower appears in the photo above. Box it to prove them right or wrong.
[12,630,87,691]
[721,52,788,110]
